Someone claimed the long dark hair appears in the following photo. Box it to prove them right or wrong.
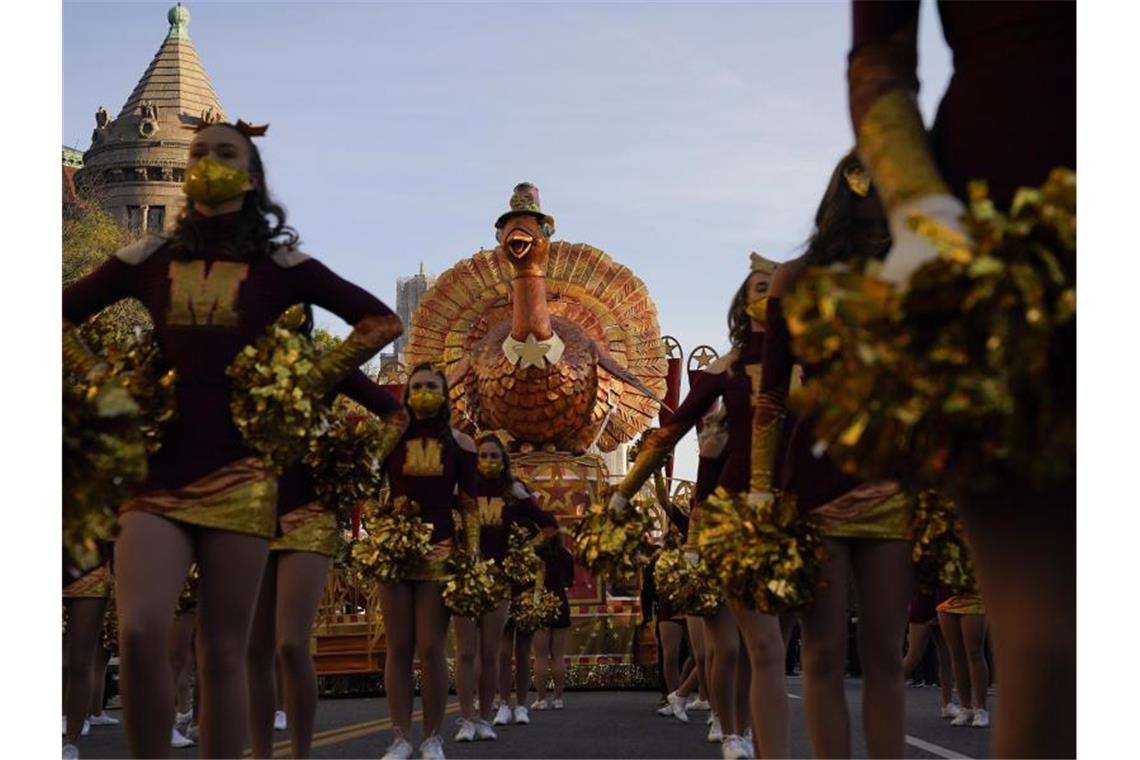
[727,271,757,350]
[173,124,299,260]
[404,361,451,424]
[802,151,890,267]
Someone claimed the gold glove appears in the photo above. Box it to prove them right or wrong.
[309,313,402,395]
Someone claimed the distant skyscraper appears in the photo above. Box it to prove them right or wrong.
[395,262,436,358]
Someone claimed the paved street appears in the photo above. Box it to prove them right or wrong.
[77,678,991,758]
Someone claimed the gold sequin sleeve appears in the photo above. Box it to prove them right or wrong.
[848,1,949,211]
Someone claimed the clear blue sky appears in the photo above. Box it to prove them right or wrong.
[63,0,953,479]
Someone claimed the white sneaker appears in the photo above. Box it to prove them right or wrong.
[972,708,990,728]
[707,714,724,743]
[552,698,565,710]
[657,702,674,717]
[88,712,119,726]
[63,718,91,737]
[474,719,498,740]
[419,734,446,760]
[492,702,512,726]
[513,705,530,725]
[454,719,476,742]
[274,709,287,731]
[62,745,79,760]
[741,729,755,758]
[688,697,712,711]
[174,709,192,729]
[721,734,750,760]
[667,691,689,723]
[941,702,964,720]
[951,708,975,727]
[105,695,122,710]
[382,735,414,760]
[171,725,195,748]
[530,697,549,710]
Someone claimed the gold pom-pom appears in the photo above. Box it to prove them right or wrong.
[443,550,506,618]
[653,548,720,617]
[304,397,390,527]
[227,305,328,472]
[572,503,656,583]
[351,497,433,584]
[63,328,177,569]
[502,524,542,586]
[509,587,562,634]
[698,487,826,614]
[912,491,977,595]
[784,169,1076,495]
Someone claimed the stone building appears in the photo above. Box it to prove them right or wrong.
[394,263,437,358]
[75,4,226,233]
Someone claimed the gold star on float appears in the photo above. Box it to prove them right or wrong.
[691,346,717,369]
[515,334,551,369]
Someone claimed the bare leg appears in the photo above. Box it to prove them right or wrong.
[478,601,509,720]
[171,615,195,716]
[532,628,551,703]
[676,658,701,699]
[454,616,479,720]
[960,614,989,712]
[247,556,278,759]
[960,487,1075,757]
[902,623,932,680]
[800,538,853,758]
[498,627,514,707]
[378,582,415,738]
[273,551,332,758]
[90,644,111,716]
[413,581,451,738]
[730,601,789,758]
[735,634,751,734]
[659,621,685,694]
[64,597,107,745]
[704,604,741,735]
[513,630,535,708]
[550,628,568,700]
[939,612,972,709]
[851,539,913,758]
[114,512,194,758]
[195,527,271,759]
[931,626,954,707]
[686,617,709,702]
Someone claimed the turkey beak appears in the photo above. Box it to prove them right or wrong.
[506,229,534,259]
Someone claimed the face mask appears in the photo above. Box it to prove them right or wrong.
[745,295,769,322]
[478,460,504,479]
[407,389,445,417]
[183,156,253,207]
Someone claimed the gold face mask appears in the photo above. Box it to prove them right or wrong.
[407,389,446,417]
[745,295,769,323]
[183,156,253,207]
[478,460,504,479]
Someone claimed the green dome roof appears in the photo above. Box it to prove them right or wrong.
[167,4,190,39]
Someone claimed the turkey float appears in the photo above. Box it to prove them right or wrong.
[405,183,667,453]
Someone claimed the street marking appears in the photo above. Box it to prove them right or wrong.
[786,692,971,760]
[904,735,972,759]
[265,703,461,757]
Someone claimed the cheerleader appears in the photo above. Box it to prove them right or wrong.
[937,593,990,728]
[453,434,557,741]
[62,120,400,758]
[755,154,913,758]
[902,590,958,719]
[531,533,575,710]
[377,363,478,760]
[609,256,785,759]
[62,546,113,759]
[248,367,407,759]
[847,4,1074,754]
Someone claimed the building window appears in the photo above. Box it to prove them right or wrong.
[126,206,144,232]
[147,206,166,232]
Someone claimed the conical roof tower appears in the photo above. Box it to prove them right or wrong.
[76,4,227,233]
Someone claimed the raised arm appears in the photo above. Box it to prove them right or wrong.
[613,369,726,506]
[62,250,143,376]
[334,369,410,467]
